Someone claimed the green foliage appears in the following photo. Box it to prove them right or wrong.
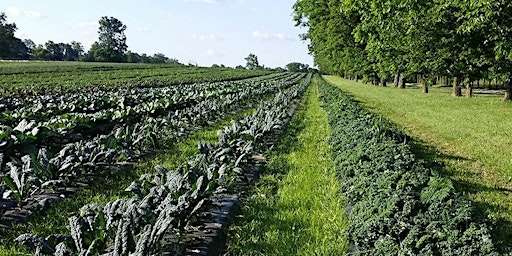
[0,12,28,59]
[293,0,504,88]
[0,63,272,96]
[318,77,497,255]
[244,53,260,70]
[86,16,128,63]
[12,73,311,255]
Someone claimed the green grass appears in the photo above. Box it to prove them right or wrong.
[226,76,348,255]
[0,109,251,255]
[323,75,512,252]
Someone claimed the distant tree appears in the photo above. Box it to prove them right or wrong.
[140,53,151,63]
[211,64,220,68]
[23,39,36,57]
[167,58,182,65]
[45,41,64,60]
[0,12,28,59]
[126,51,141,63]
[32,44,50,60]
[65,41,83,61]
[235,65,245,69]
[286,62,310,72]
[245,53,260,70]
[151,53,168,64]
[87,16,127,62]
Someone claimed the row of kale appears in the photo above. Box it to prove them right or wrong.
[0,73,293,120]
[0,73,305,209]
[15,74,312,255]
[318,78,497,255]
[0,73,304,163]
[0,74,300,160]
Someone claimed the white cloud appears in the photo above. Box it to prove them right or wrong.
[6,6,47,18]
[6,6,21,16]
[252,30,295,41]
[191,34,223,41]
[206,49,224,57]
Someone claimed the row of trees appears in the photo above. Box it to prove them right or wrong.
[293,0,512,100]
[0,14,180,64]
[242,53,316,72]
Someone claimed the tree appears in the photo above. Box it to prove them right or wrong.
[23,39,36,57]
[245,53,260,70]
[126,51,141,63]
[88,16,127,62]
[286,62,309,72]
[32,44,50,60]
[0,12,28,59]
[65,41,83,61]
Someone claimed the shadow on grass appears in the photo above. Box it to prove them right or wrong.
[409,138,512,254]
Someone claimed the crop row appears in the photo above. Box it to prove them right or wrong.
[0,64,272,97]
[318,78,497,255]
[0,73,299,157]
[0,73,305,212]
[14,74,312,255]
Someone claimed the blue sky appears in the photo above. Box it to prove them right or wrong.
[0,0,313,68]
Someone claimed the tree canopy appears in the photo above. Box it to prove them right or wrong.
[245,53,261,70]
[86,16,128,62]
[293,0,512,99]
[0,12,28,59]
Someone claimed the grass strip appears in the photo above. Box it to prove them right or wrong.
[323,75,512,252]
[226,76,348,255]
[0,110,251,255]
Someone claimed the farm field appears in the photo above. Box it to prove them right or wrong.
[323,75,512,253]
[0,62,271,96]
[0,62,311,255]
[1,61,510,255]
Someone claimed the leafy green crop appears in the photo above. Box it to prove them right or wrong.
[318,77,497,255]
[11,73,312,255]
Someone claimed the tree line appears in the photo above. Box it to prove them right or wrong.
[293,0,512,100]
[0,14,181,65]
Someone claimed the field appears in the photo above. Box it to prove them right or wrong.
[0,61,270,96]
[0,62,510,255]
[0,61,311,254]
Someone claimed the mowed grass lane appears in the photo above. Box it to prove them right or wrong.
[323,75,512,251]
[226,77,348,255]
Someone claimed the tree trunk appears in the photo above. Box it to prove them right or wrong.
[504,76,512,101]
[380,78,387,87]
[398,73,406,89]
[393,73,399,87]
[422,83,429,94]
[466,82,473,98]
[355,76,359,82]
[452,76,462,97]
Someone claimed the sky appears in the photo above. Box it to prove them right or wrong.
[0,0,314,68]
